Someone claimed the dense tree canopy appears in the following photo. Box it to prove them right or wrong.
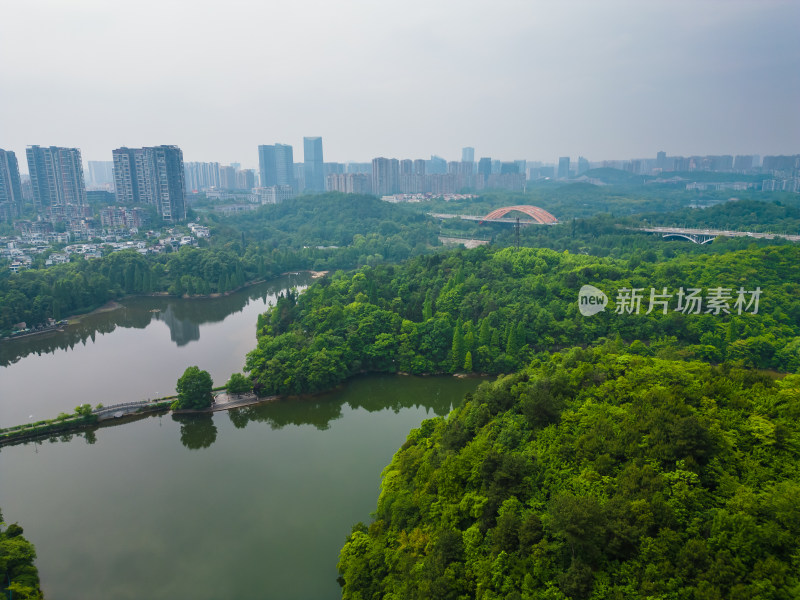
[246,244,800,395]
[173,366,214,410]
[338,348,800,599]
[0,511,41,599]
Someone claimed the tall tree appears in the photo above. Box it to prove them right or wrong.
[173,366,214,410]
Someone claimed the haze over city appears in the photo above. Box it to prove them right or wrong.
[1,0,798,169]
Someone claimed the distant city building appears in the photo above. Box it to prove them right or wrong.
[478,157,492,182]
[184,161,220,191]
[113,147,142,204]
[656,151,667,171]
[324,162,346,177]
[577,157,589,175]
[303,137,324,193]
[219,165,237,190]
[733,155,754,172]
[557,157,570,179]
[254,185,294,205]
[346,162,371,174]
[293,163,306,194]
[112,146,186,222]
[26,146,87,216]
[487,173,526,191]
[100,206,147,229]
[762,155,800,173]
[258,143,294,190]
[461,147,474,163]
[88,161,114,187]
[372,157,400,195]
[327,173,372,195]
[427,155,447,175]
[237,169,255,190]
[500,162,519,175]
[0,149,24,219]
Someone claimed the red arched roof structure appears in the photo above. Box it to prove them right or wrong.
[482,205,558,224]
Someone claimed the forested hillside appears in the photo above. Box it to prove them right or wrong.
[337,348,800,599]
[245,244,800,395]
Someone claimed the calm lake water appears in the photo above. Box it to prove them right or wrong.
[0,276,484,599]
[0,273,312,427]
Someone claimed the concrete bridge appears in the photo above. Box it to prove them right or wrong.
[93,400,166,421]
[633,226,800,244]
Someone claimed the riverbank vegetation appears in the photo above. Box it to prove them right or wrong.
[0,511,42,599]
[245,244,800,395]
[337,348,800,598]
[0,404,98,446]
[0,194,439,333]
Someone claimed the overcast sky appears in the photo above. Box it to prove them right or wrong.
[1,0,798,169]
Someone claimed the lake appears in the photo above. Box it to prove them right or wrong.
[0,276,484,599]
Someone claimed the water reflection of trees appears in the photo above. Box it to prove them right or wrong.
[227,375,482,431]
[173,414,218,450]
[0,375,483,451]
[0,274,310,366]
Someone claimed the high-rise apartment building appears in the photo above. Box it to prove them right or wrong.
[219,165,237,190]
[428,155,447,175]
[258,143,295,190]
[26,145,87,213]
[303,137,324,192]
[656,151,667,171]
[0,149,24,218]
[478,157,492,182]
[184,162,221,191]
[112,146,186,222]
[237,169,255,190]
[461,147,475,163]
[112,147,141,204]
[557,157,571,179]
[146,146,186,222]
[372,157,400,195]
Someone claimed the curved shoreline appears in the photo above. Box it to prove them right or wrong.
[3,270,322,341]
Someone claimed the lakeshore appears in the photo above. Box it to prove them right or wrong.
[1,270,325,343]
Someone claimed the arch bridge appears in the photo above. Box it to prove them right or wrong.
[661,232,715,244]
[428,205,559,226]
[480,205,559,224]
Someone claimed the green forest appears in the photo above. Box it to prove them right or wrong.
[0,511,41,599]
[245,244,800,395]
[337,348,800,599]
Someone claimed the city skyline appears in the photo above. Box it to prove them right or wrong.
[1,1,797,168]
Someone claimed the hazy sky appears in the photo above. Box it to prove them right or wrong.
[1,0,798,169]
